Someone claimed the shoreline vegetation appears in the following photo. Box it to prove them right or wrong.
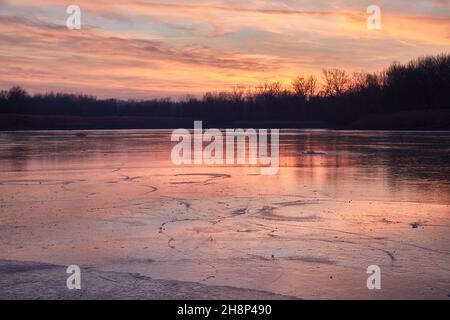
[1,54,449,130]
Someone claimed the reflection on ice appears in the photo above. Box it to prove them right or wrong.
[0,130,449,299]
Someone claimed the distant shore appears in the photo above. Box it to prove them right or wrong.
[1,109,449,130]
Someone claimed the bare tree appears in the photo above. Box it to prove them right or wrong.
[0,90,7,101]
[322,69,350,96]
[255,82,283,97]
[7,86,29,100]
[292,75,317,100]
[349,72,366,91]
[230,85,246,103]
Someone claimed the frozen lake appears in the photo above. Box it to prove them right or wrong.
[0,129,449,299]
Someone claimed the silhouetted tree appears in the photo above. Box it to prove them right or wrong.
[322,69,350,96]
[292,75,317,101]
[0,54,448,128]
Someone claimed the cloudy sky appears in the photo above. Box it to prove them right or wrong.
[0,0,449,99]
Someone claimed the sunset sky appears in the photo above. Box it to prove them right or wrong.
[0,0,449,99]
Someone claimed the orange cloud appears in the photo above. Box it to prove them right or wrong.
[0,1,449,98]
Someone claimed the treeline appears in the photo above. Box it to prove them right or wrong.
[0,54,449,128]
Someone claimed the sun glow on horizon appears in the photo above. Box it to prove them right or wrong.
[0,0,449,99]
